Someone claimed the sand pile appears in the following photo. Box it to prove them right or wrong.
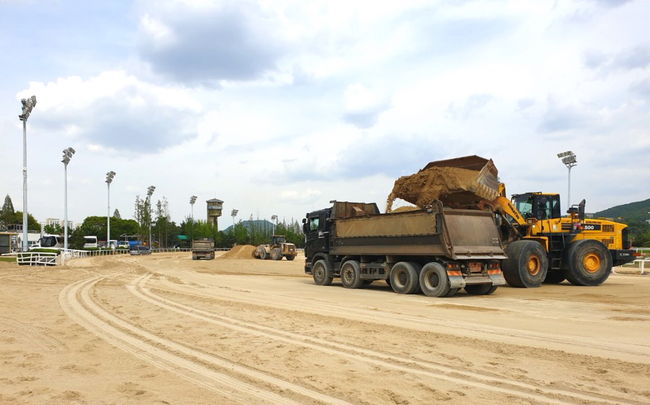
[386,156,500,212]
[220,245,257,259]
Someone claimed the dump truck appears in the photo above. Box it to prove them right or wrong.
[191,239,215,260]
[386,155,638,287]
[303,201,506,297]
[254,235,297,261]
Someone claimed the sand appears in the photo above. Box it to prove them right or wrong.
[219,245,256,259]
[1,254,650,404]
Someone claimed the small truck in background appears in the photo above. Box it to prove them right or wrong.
[303,201,506,297]
[192,239,215,260]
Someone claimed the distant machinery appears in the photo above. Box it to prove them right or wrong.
[206,198,223,230]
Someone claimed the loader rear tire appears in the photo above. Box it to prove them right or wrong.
[312,259,333,286]
[502,240,548,288]
[390,262,420,294]
[419,262,450,297]
[341,260,363,289]
[564,240,611,286]
[270,248,282,260]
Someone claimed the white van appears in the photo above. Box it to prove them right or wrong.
[83,236,98,249]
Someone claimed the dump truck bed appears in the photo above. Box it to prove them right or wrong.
[330,205,505,260]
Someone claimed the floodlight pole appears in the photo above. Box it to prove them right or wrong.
[61,147,75,265]
[189,195,197,243]
[19,96,36,251]
[147,186,156,249]
[567,166,572,211]
[106,171,115,248]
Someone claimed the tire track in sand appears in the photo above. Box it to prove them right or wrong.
[152,275,650,363]
[132,274,637,405]
[59,276,352,405]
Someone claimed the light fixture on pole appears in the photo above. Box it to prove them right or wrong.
[231,209,238,229]
[61,147,76,265]
[189,195,197,242]
[271,214,278,235]
[105,171,116,248]
[19,95,37,251]
[147,186,156,249]
[557,151,577,210]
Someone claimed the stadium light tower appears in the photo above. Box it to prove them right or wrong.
[557,151,577,210]
[105,171,116,248]
[19,95,37,251]
[271,214,278,235]
[231,209,238,229]
[189,195,197,242]
[147,186,156,248]
[61,147,76,265]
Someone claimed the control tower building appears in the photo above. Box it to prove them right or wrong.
[206,198,223,230]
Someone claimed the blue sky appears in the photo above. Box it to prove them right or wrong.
[1,0,649,226]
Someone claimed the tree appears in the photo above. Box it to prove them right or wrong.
[0,194,15,227]
[44,223,64,235]
[113,209,121,219]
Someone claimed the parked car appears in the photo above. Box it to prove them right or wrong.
[117,241,129,249]
[129,245,151,255]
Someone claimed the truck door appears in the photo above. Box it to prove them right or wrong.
[304,210,330,258]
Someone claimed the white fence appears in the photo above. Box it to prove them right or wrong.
[16,252,58,266]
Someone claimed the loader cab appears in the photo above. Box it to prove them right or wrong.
[271,235,286,245]
[512,193,561,221]
[303,208,331,258]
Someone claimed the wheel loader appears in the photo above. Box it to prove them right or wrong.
[386,155,639,287]
[254,235,297,261]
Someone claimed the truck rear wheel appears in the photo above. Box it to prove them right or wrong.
[312,259,333,286]
[390,262,420,294]
[564,240,612,286]
[419,262,451,297]
[270,248,283,260]
[285,255,295,261]
[502,240,548,288]
[543,270,566,284]
[465,284,497,295]
[341,260,363,289]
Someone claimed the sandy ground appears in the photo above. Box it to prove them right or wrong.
[1,253,650,405]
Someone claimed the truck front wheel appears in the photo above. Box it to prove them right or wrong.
[502,240,548,288]
[341,260,363,289]
[390,262,420,294]
[419,262,451,297]
[312,259,333,286]
[564,240,612,286]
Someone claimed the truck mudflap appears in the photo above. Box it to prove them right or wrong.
[447,269,506,289]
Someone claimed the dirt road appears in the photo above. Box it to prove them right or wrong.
[1,253,649,404]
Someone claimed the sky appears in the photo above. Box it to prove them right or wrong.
[1,0,649,227]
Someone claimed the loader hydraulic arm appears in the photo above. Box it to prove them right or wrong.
[493,196,527,226]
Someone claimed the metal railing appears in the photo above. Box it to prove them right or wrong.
[16,252,58,266]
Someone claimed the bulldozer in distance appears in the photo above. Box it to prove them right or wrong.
[254,235,297,261]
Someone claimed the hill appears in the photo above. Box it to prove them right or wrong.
[594,198,650,246]
[594,198,650,222]
[222,219,274,234]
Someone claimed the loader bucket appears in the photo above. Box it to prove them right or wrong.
[386,155,500,212]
